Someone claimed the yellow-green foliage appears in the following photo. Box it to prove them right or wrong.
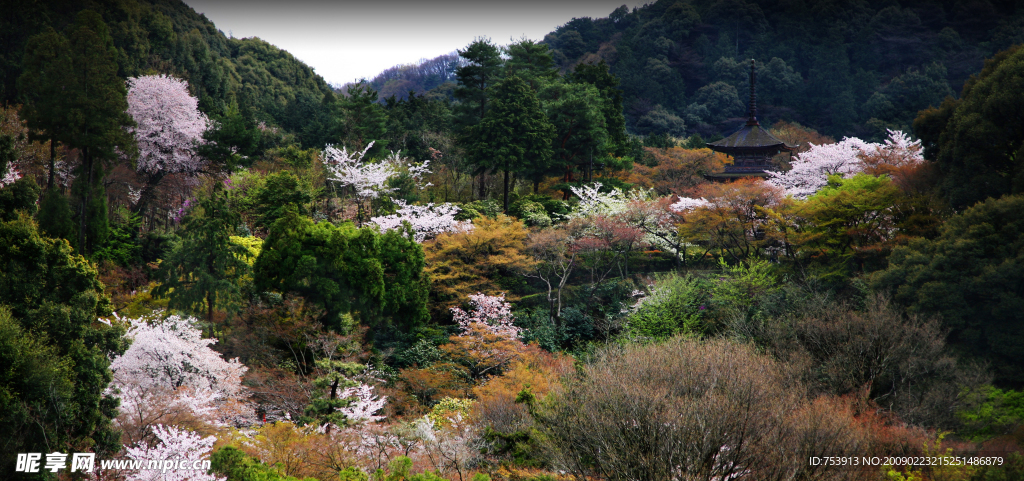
[114,282,169,319]
[230,236,263,266]
[427,397,475,429]
[423,215,535,317]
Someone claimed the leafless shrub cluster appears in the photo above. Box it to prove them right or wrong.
[537,337,870,481]
[733,294,988,427]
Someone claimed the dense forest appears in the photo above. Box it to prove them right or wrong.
[2,0,1024,480]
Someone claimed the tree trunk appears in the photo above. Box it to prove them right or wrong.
[478,171,487,199]
[78,148,92,252]
[503,167,510,213]
[46,137,55,190]
[206,290,214,337]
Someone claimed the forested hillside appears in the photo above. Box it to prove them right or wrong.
[3,0,1024,480]
[1,0,333,127]
[539,0,1024,139]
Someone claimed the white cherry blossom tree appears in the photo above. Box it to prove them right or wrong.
[127,75,209,175]
[0,164,19,187]
[767,130,923,198]
[369,200,471,242]
[450,292,521,341]
[108,314,251,437]
[124,424,223,481]
[766,136,870,198]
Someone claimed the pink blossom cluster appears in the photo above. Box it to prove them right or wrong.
[450,293,521,341]
[369,200,472,241]
[126,75,210,175]
[172,198,194,223]
[0,164,21,188]
[767,130,923,198]
[124,424,222,481]
[109,314,248,423]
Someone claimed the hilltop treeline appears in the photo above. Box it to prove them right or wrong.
[540,0,1023,139]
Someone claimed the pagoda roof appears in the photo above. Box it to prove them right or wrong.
[707,122,795,153]
[706,58,796,155]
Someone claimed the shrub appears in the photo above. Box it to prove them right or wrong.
[625,274,713,340]
[537,337,867,480]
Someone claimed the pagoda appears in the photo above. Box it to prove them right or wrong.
[707,59,795,178]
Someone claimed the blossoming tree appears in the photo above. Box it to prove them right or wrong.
[124,424,223,481]
[125,75,210,212]
[108,314,250,444]
[369,200,471,242]
[444,293,526,380]
[767,130,923,198]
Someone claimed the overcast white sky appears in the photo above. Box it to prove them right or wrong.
[182,1,641,86]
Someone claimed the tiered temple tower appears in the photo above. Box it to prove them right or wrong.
[707,59,796,178]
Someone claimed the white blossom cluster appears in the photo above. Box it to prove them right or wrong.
[568,182,639,218]
[0,164,20,188]
[369,200,471,242]
[669,196,711,212]
[767,129,923,198]
[126,75,210,175]
[450,292,522,341]
[324,142,432,200]
[108,314,248,424]
[124,424,222,481]
[338,383,387,424]
[326,142,473,241]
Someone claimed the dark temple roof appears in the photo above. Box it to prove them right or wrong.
[707,123,793,153]
[707,58,796,155]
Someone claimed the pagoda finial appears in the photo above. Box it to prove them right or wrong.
[747,58,758,126]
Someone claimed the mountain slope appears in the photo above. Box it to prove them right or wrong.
[0,0,333,126]
[540,0,1024,139]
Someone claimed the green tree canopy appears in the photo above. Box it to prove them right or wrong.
[17,26,69,189]
[542,80,608,195]
[153,186,252,332]
[337,82,388,156]
[871,194,1024,386]
[568,60,628,156]
[253,210,429,334]
[504,38,558,91]
[60,11,134,253]
[914,45,1024,209]
[469,74,554,211]
[0,214,126,459]
[791,173,903,280]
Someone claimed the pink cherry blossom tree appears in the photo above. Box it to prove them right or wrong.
[127,75,209,175]
[108,314,251,442]
[450,292,521,341]
[125,75,210,213]
[124,424,223,481]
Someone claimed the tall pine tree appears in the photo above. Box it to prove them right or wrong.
[17,27,69,190]
[469,74,554,211]
[61,11,133,253]
[154,186,251,335]
[455,39,502,198]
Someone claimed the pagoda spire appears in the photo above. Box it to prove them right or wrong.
[746,58,758,126]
